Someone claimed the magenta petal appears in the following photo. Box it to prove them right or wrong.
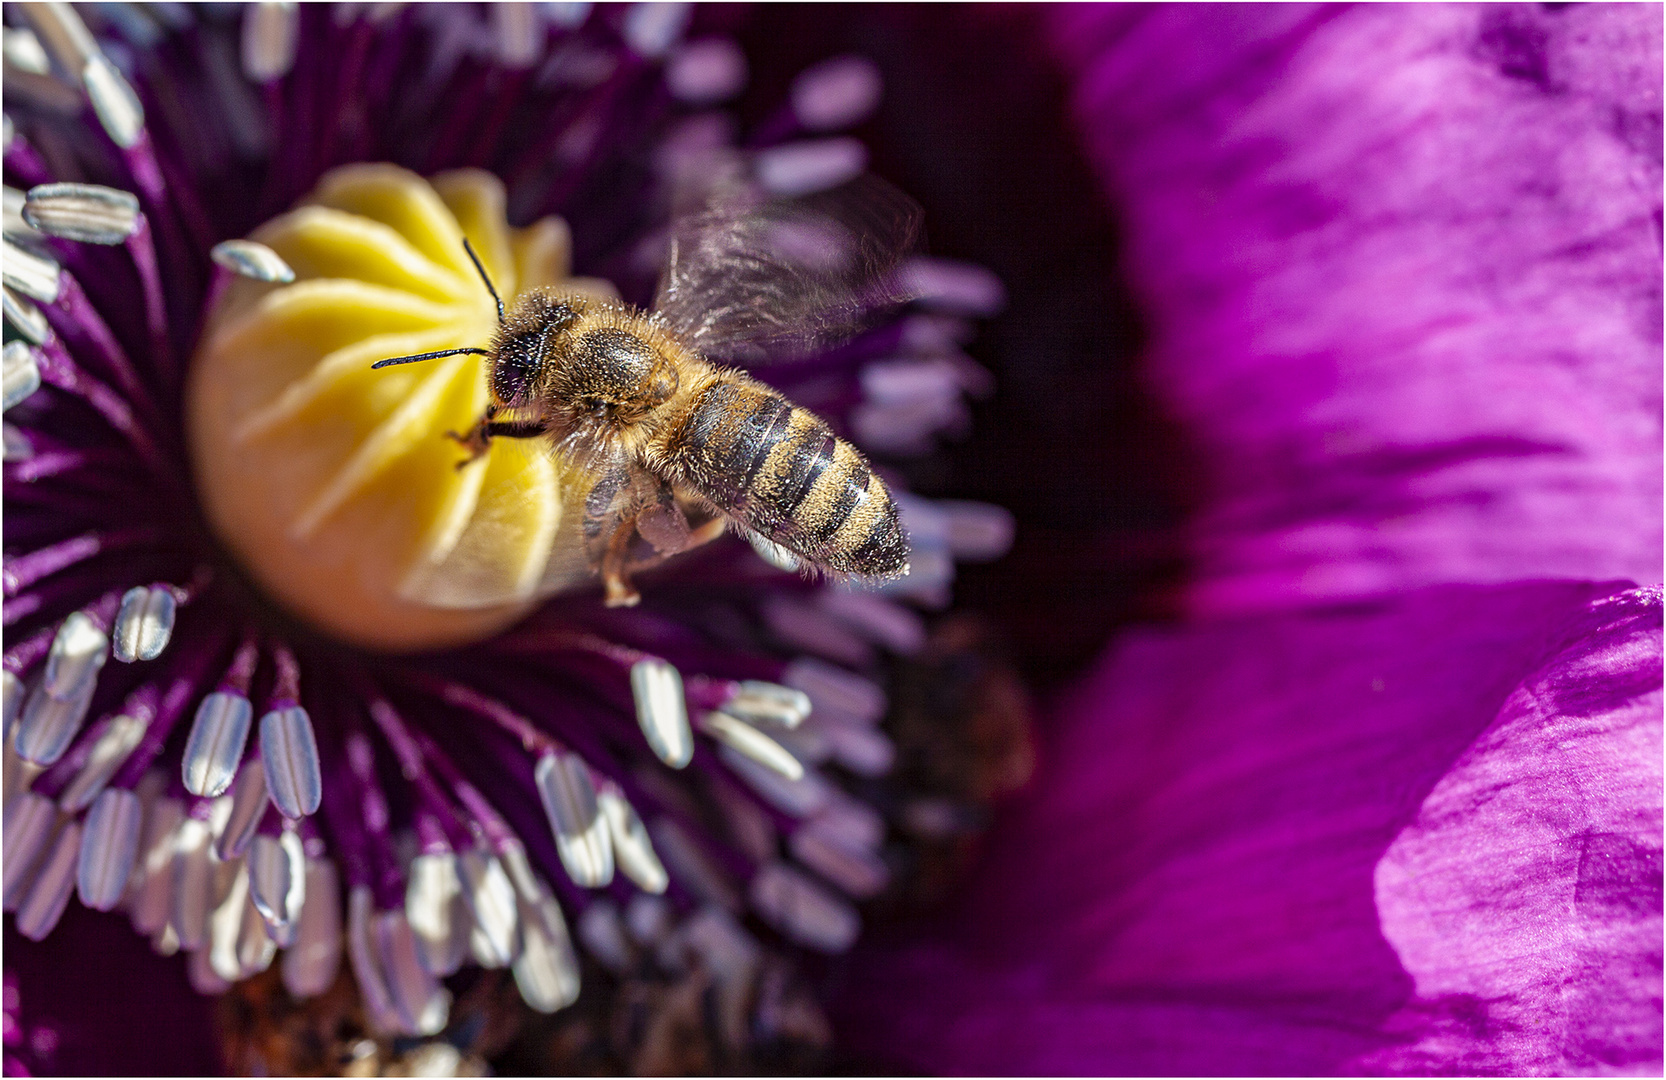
[1046,4,1662,617]
[837,583,1662,1074]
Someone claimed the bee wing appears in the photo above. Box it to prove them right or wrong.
[653,171,924,365]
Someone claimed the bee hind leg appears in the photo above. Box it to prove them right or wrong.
[601,523,642,608]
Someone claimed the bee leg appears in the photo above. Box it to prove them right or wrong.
[601,522,642,608]
[446,406,544,468]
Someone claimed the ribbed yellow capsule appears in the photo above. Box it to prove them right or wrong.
[188,164,615,651]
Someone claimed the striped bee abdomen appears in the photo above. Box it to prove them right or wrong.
[672,378,909,578]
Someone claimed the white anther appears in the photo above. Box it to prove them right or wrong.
[456,848,518,968]
[170,815,215,950]
[665,37,746,104]
[577,899,633,974]
[377,908,451,1036]
[719,746,830,818]
[347,885,403,1035]
[648,817,739,910]
[756,138,867,198]
[247,831,302,941]
[15,677,97,766]
[260,705,321,818]
[898,256,1007,317]
[781,657,885,726]
[2,238,61,303]
[182,691,252,798]
[22,182,141,244]
[723,680,811,729]
[113,584,177,662]
[2,285,52,345]
[405,851,465,976]
[621,1,690,58]
[534,752,614,887]
[82,54,145,148]
[241,2,299,82]
[789,817,888,899]
[3,186,39,238]
[16,817,80,940]
[2,27,51,75]
[214,760,267,860]
[207,858,252,981]
[2,792,58,910]
[941,499,1016,562]
[629,658,692,768]
[490,3,543,69]
[128,796,185,934]
[749,860,860,953]
[746,529,801,572]
[3,423,31,461]
[514,893,581,1012]
[78,786,142,909]
[702,711,804,781]
[43,610,108,701]
[541,2,592,29]
[791,55,882,131]
[820,590,926,655]
[210,239,296,283]
[3,341,41,412]
[57,711,146,812]
[599,788,667,894]
[281,858,342,999]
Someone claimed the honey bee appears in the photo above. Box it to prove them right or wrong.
[371,175,920,607]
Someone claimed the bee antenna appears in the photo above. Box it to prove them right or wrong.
[461,238,505,323]
[370,346,492,370]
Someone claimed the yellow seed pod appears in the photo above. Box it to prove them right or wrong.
[188,164,617,651]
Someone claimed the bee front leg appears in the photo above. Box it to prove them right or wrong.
[446,405,545,469]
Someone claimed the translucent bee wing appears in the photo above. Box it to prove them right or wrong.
[652,170,924,365]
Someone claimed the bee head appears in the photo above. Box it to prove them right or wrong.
[559,327,679,426]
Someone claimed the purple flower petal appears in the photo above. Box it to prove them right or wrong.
[838,583,1661,1074]
[1047,4,1662,617]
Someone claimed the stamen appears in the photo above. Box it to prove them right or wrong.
[535,750,615,888]
[346,884,403,1035]
[259,684,322,821]
[3,423,31,461]
[81,55,145,149]
[240,2,300,83]
[77,785,141,910]
[490,3,544,69]
[20,182,140,244]
[781,656,886,727]
[16,607,113,765]
[2,284,52,345]
[723,680,812,729]
[820,589,926,656]
[2,792,58,910]
[720,746,830,818]
[512,890,581,1013]
[789,814,888,899]
[629,657,693,768]
[3,341,41,411]
[281,856,343,999]
[171,807,222,951]
[647,817,740,909]
[756,138,867,198]
[182,691,253,798]
[126,793,185,934]
[666,37,747,105]
[941,499,1017,561]
[214,761,268,860]
[899,256,1008,318]
[247,831,304,944]
[405,851,466,976]
[599,786,669,893]
[208,238,295,283]
[206,859,253,980]
[1,238,61,303]
[578,898,634,974]
[55,708,149,812]
[748,860,859,953]
[376,907,451,1035]
[790,56,882,132]
[700,710,805,781]
[15,816,80,940]
[112,583,178,662]
[761,595,874,667]
[1,669,22,735]
[621,2,692,59]
[456,847,519,968]
[626,891,674,945]
[236,883,278,977]
[2,26,51,74]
